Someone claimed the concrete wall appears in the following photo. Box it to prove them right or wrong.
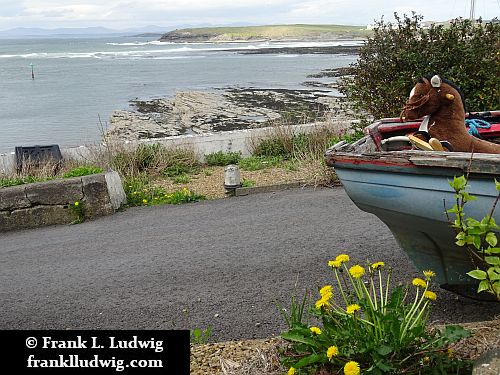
[0,121,351,173]
[0,171,126,232]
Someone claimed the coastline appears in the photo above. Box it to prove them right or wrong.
[105,87,354,142]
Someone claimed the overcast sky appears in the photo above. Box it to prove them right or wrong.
[0,0,498,30]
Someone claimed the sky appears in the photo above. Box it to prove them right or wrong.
[0,0,498,30]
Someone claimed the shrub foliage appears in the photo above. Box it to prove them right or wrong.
[339,14,500,118]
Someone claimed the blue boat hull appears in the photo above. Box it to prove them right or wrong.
[335,166,499,285]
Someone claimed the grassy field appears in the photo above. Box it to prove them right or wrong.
[162,24,370,41]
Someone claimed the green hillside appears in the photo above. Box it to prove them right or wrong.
[160,24,369,42]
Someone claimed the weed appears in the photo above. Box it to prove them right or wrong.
[283,160,299,172]
[205,151,242,166]
[173,175,191,184]
[190,326,213,345]
[239,156,283,171]
[281,255,471,374]
[109,143,198,178]
[62,166,103,178]
[0,176,50,188]
[163,163,192,178]
[241,178,256,188]
[69,201,85,224]
[125,176,205,207]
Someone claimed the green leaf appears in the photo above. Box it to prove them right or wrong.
[495,179,500,191]
[377,345,393,356]
[451,176,467,191]
[441,325,471,343]
[281,332,319,348]
[467,269,487,280]
[485,256,500,266]
[473,236,482,250]
[487,247,500,254]
[293,353,323,368]
[478,280,490,293]
[486,232,498,247]
[487,267,500,281]
[375,360,392,372]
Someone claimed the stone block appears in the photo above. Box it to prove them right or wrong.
[105,170,127,210]
[82,174,113,218]
[5,206,72,231]
[0,211,14,232]
[0,185,31,210]
[25,178,83,205]
[473,349,500,375]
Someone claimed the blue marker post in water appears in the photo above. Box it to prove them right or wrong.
[29,62,34,79]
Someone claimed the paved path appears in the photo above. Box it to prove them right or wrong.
[1,187,498,341]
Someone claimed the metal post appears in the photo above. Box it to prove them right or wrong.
[469,0,476,23]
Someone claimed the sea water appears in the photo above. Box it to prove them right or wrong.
[0,37,359,153]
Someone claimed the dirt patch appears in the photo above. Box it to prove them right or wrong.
[152,160,337,200]
[191,319,500,374]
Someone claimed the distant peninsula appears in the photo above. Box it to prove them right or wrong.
[159,24,369,43]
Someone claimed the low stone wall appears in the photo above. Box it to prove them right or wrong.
[0,171,126,232]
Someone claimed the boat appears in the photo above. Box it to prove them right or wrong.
[325,111,500,293]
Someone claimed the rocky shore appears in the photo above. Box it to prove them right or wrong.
[106,88,353,142]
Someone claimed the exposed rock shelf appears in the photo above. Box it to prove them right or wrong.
[106,88,349,142]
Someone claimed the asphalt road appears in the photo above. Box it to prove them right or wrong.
[1,187,499,341]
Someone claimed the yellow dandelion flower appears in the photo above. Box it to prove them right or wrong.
[74,201,79,206]
[424,291,437,301]
[344,361,360,375]
[319,285,333,297]
[422,356,430,365]
[346,304,361,314]
[132,191,137,195]
[336,254,350,263]
[349,265,365,279]
[328,259,342,268]
[447,348,454,358]
[142,199,148,204]
[423,270,436,279]
[315,297,330,309]
[310,326,322,335]
[327,346,338,360]
[288,367,296,375]
[371,261,385,269]
[412,278,427,288]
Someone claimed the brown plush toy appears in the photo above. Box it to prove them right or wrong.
[401,75,500,154]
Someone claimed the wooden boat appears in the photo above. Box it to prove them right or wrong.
[325,111,500,292]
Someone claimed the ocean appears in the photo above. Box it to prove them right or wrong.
[0,37,359,153]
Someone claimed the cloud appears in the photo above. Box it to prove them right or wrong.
[0,0,498,30]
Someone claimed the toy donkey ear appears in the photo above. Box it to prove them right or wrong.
[430,75,442,88]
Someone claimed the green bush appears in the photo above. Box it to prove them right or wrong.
[205,151,242,166]
[111,144,198,178]
[339,14,500,118]
[253,138,288,158]
[162,163,197,178]
[62,166,103,178]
